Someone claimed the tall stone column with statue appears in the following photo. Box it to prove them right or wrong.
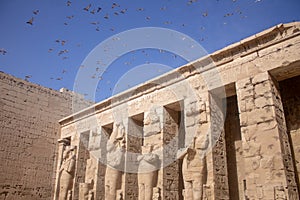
[179,133,209,200]
[137,144,159,200]
[58,145,77,200]
[105,123,126,200]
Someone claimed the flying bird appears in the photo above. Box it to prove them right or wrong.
[26,17,34,25]
[224,13,233,17]
[90,21,99,25]
[202,12,208,17]
[111,3,120,9]
[187,0,198,5]
[97,7,102,12]
[33,10,39,15]
[104,14,109,19]
[90,9,96,14]
[96,27,100,31]
[83,4,92,11]
[66,1,71,6]
[66,15,74,19]
[120,9,127,14]
[61,40,66,45]
[25,75,32,81]
[137,8,145,11]
[0,48,7,55]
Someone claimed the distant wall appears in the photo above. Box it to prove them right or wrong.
[0,72,92,200]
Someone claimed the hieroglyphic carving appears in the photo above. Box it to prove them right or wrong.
[58,146,77,200]
[152,187,161,200]
[137,144,159,200]
[105,123,126,200]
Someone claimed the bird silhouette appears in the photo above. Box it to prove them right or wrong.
[97,7,102,12]
[187,0,198,5]
[66,1,71,6]
[120,9,127,14]
[25,75,32,81]
[0,48,7,55]
[202,12,208,17]
[104,14,109,19]
[224,13,233,17]
[112,3,120,9]
[26,17,34,25]
[66,15,74,19]
[90,9,96,14]
[137,8,145,11]
[90,21,99,25]
[84,4,92,11]
[33,10,39,15]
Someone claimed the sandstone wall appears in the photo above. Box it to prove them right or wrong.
[0,72,92,200]
[55,22,300,200]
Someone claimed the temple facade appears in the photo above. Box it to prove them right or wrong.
[54,22,300,200]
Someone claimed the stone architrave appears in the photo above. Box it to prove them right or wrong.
[105,123,126,200]
[137,144,159,200]
[178,133,209,200]
[58,146,77,200]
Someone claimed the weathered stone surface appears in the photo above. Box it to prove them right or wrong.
[2,22,300,200]
[0,72,92,200]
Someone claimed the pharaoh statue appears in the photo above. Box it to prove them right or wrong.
[137,144,159,200]
[105,123,126,200]
[178,134,209,200]
[58,145,77,200]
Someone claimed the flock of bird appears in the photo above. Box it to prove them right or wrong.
[0,0,260,86]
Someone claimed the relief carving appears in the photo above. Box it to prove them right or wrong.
[58,146,77,200]
[144,109,161,137]
[105,123,126,200]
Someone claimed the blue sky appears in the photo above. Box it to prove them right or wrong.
[0,0,299,102]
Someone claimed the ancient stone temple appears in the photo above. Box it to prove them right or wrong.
[52,22,300,200]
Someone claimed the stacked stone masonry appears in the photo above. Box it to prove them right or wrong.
[54,22,300,199]
[0,72,92,200]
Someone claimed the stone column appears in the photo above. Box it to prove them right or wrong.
[53,138,70,200]
[88,128,106,200]
[236,72,299,199]
[162,106,181,199]
[208,92,229,200]
[184,91,229,200]
[72,132,90,200]
[124,117,143,199]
